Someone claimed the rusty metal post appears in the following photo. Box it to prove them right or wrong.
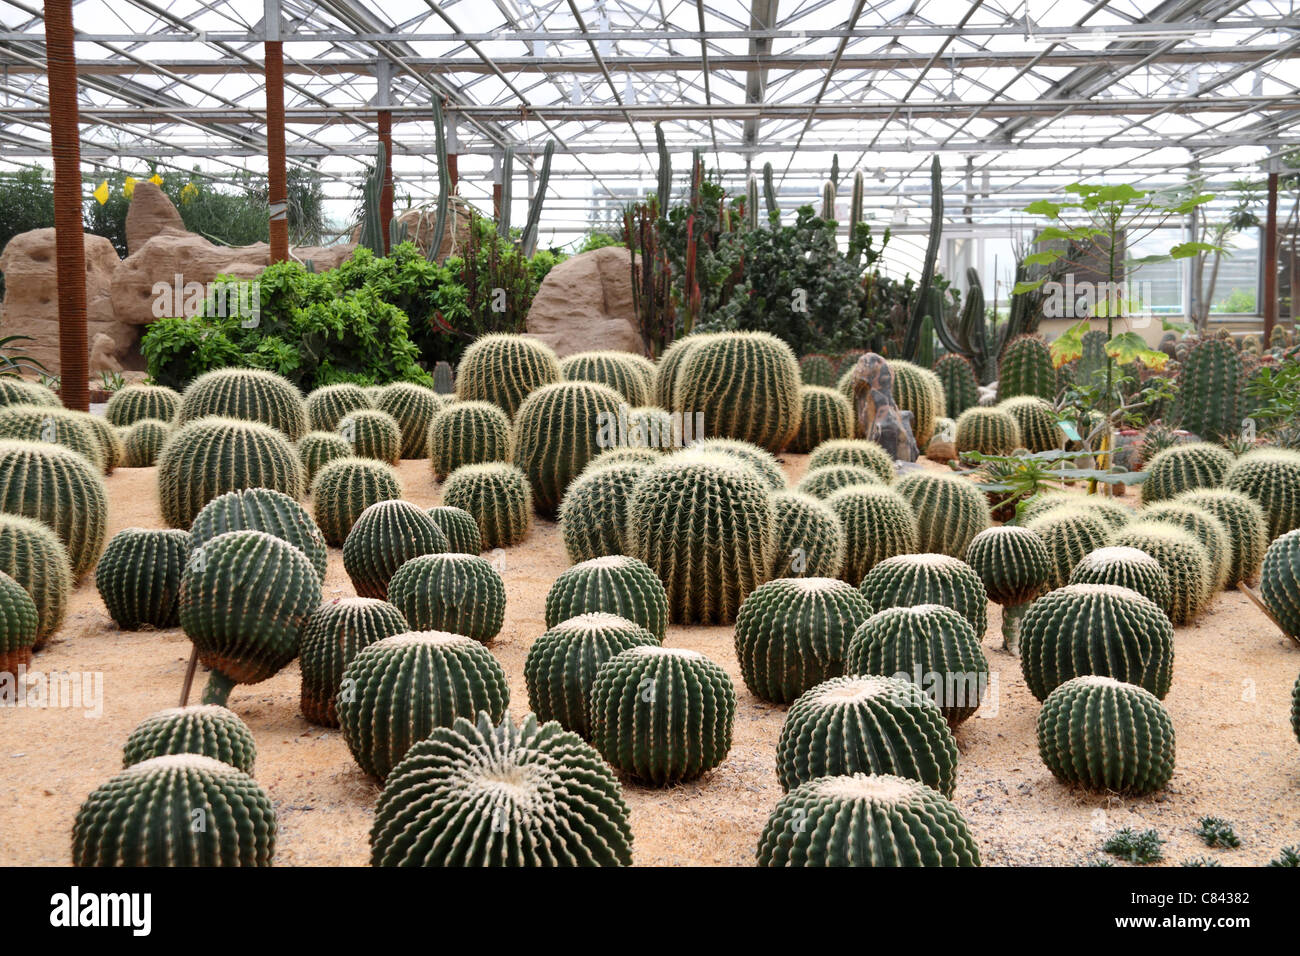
[264,0,289,263]
[1264,170,1279,344]
[378,109,394,253]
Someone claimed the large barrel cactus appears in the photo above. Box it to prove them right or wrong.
[428,400,512,479]
[1068,545,1172,616]
[825,484,919,586]
[934,353,979,420]
[426,505,482,555]
[1225,448,1300,541]
[1141,501,1231,592]
[1172,338,1243,441]
[887,360,944,447]
[796,464,882,500]
[894,471,991,558]
[0,439,107,578]
[997,335,1056,402]
[0,513,71,645]
[95,528,191,630]
[770,490,845,579]
[374,382,440,459]
[121,705,256,774]
[1108,521,1214,625]
[306,383,371,433]
[559,461,649,563]
[800,353,836,387]
[343,500,448,599]
[689,437,786,490]
[0,569,38,673]
[1021,491,1131,531]
[858,553,989,639]
[85,414,124,473]
[807,439,896,483]
[545,554,669,641]
[562,350,651,406]
[955,406,1021,457]
[190,486,327,580]
[298,597,408,726]
[790,386,853,454]
[998,396,1062,453]
[178,367,307,440]
[0,404,106,471]
[386,553,506,643]
[512,381,625,516]
[122,418,172,467]
[442,462,533,548]
[1026,506,1112,591]
[296,430,352,483]
[456,333,563,418]
[105,383,181,427]
[337,408,402,465]
[652,332,720,410]
[0,378,59,409]
[310,456,402,547]
[965,525,1049,653]
[1261,529,1300,642]
[1175,489,1268,586]
[1141,442,1235,504]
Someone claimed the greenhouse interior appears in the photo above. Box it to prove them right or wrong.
[0,0,1299,878]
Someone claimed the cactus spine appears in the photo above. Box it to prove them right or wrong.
[95,528,190,630]
[442,462,533,549]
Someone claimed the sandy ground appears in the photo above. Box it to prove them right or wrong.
[2,452,1299,867]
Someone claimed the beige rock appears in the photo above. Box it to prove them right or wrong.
[526,246,643,358]
[925,437,958,463]
[124,181,187,256]
[350,198,475,263]
[89,333,123,375]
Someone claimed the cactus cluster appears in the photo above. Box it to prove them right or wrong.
[373,382,440,459]
[1175,489,1268,586]
[0,513,71,644]
[545,554,668,641]
[887,360,944,447]
[1261,529,1300,642]
[1172,338,1243,441]
[191,486,327,580]
[894,471,991,558]
[426,505,482,555]
[0,569,38,673]
[299,597,409,726]
[178,368,307,440]
[122,418,172,467]
[1026,506,1113,591]
[455,333,562,418]
[998,396,1061,453]
[95,528,191,630]
[306,383,371,432]
[296,430,352,482]
[1108,521,1214,625]
[0,439,107,578]
[955,406,1021,457]
[106,384,181,427]
[965,525,1049,652]
[997,335,1056,402]
[338,408,402,465]
[1069,546,1172,616]
[0,405,106,472]
[558,461,648,563]
[562,350,651,406]
[858,553,989,639]
[770,490,845,579]
[790,386,853,454]
[934,353,980,420]
[512,381,625,515]
[122,705,256,774]
[442,462,533,548]
[690,438,786,490]
[825,484,919,586]
[427,400,511,479]
[310,456,402,547]
[1141,501,1231,592]
[796,464,882,500]
[1140,442,1235,504]
[807,439,896,482]
[1225,448,1300,541]
[343,500,448,599]
[387,553,506,643]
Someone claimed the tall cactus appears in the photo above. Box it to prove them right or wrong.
[763,161,779,224]
[903,156,943,361]
[746,175,759,230]
[520,139,555,256]
[497,146,514,238]
[655,122,671,212]
[427,95,451,263]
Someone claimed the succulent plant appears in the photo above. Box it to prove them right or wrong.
[95,528,190,630]
[1172,338,1243,442]
[997,335,1056,402]
[894,471,992,558]
[688,437,786,490]
[386,553,506,643]
[425,505,482,555]
[296,429,353,483]
[1141,501,1231,592]
[0,378,59,409]
[84,414,124,473]
[1225,448,1300,541]
[305,383,371,433]
[72,755,277,866]
[588,645,736,785]
[373,382,440,459]
[442,462,533,548]
[800,353,837,387]
[343,500,448,599]
[0,439,107,578]
[965,525,1049,652]
[121,418,172,467]
[757,773,980,866]
[190,486,327,580]
[427,400,512,480]
[819,485,915,587]
[1140,442,1235,504]
[0,404,106,471]
[1069,546,1173,616]
[121,705,256,774]
[561,350,651,406]
[1108,521,1214,625]
[310,456,402,547]
[1026,506,1113,591]
[0,569,38,673]
[807,439,896,483]
[511,381,625,516]
[1020,492,1132,531]
[558,461,648,564]
[887,360,944,447]
[790,386,854,454]
[455,333,563,418]
[622,405,676,451]
[584,447,662,471]
[525,613,660,737]
[103,383,181,426]
[337,631,510,779]
[651,332,718,409]
[998,396,1062,453]
[157,417,304,530]
[770,490,845,579]
[1037,676,1176,794]
[178,367,307,440]
[734,577,875,704]
[370,711,633,866]
[795,464,882,500]
[298,597,409,726]
[955,407,1021,457]
[0,513,71,645]
[934,353,980,420]
[337,408,402,465]
[1175,489,1268,586]
[1261,529,1300,642]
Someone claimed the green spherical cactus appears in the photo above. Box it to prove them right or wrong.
[1037,676,1175,794]
[370,711,633,867]
[955,406,1021,457]
[685,439,781,491]
[1109,521,1214,625]
[1020,583,1174,701]
[178,367,307,440]
[734,577,875,704]
[1261,529,1300,642]
[157,417,303,530]
[673,331,802,452]
[95,528,190,630]
[1226,448,1300,541]
[545,554,669,641]
[298,597,408,726]
[800,353,837,387]
[965,525,1049,653]
[584,446,663,471]
[122,418,172,467]
[1141,501,1231,592]
[1026,506,1113,591]
[757,773,980,866]
[807,439,896,482]
[777,675,959,796]
[0,513,71,645]
[84,414,124,473]
[427,400,512,479]
[626,451,773,624]
[770,490,845,578]
[425,505,482,555]
[825,484,919,586]
[561,350,651,406]
[296,429,352,483]
[1172,338,1243,441]
[795,464,882,500]
[559,461,648,563]
[190,486,327,579]
[512,381,625,515]
[0,439,107,578]
[72,755,276,867]
[622,405,676,451]
[373,382,439,459]
[934,353,980,420]
[1069,546,1172,617]
[525,613,660,738]
[343,500,448,599]
[790,386,853,454]
[1021,491,1132,531]
[338,631,510,779]
[0,404,106,471]
[997,335,1056,401]
[0,569,38,673]
[337,408,401,465]
[998,396,1062,453]
[310,455,402,547]
[386,553,506,643]
[179,529,321,705]
[846,603,989,725]
[456,333,563,418]
[1141,442,1235,504]
[0,378,60,409]
[1175,489,1268,586]
[858,553,988,639]
[624,353,656,392]
[305,383,371,433]
[122,705,256,774]
[894,471,991,558]
[589,645,736,785]
[442,462,533,548]
[888,360,944,447]
[651,334,707,409]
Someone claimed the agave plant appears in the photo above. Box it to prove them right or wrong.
[0,335,47,378]
[957,449,1144,523]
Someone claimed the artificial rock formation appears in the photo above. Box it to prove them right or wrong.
[526,246,643,357]
[845,352,918,462]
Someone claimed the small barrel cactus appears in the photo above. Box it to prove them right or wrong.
[426,505,482,555]
[894,471,991,559]
[1037,676,1176,794]
[525,613,660,738]
[1172,338,1243,441]
[1141,501,1231,592]
[190,486,327,580]
[955,406,1021,457]
[1175,489,1268,586]
[1261,529,1300,642]
[757,773,980,866]
[337,408,402,465]
[559,461,649,563]
[795,464,882,500]
[299,597,408,726]
[887,360,944,447]
[306,382,371,433]
[95,528,191,630]
[651,332,720,410]
[105,383,181,426]
[0,569,38,673]
[456,333,563,418]
[1225,448,1300,541]
[965,525,1049,653]
[1026,506,1113,591]
[85,413,124,472]
[1108,521,1214,625]
[934,353,979,419]
[770,490,845,578]
[1021,491,1131,531]
[545,554,669,641]
[689,437,786,490]
[589,645,737,785]
[296,429,352,483]
[562,350,651,405]
[178,367,307,440]
[311,456,402,547]
[121,705,256,774]
[387,552,506,643]
[734,577,875,704]
[777,675,959,796]
[512,381,625,516]
[72,755,277,866]
[1140,442,1235,504]
[807,438,896,483]
[373,382,439,459]
[997,335,1055,402]
[0,513,71,645]
[370,711,633,867]
[857,552,988,642]
[790,386,853,454]
[442,462,533,548]
[0,378,59,408]
[343,500,448,599]
[1069,546,1172,616]
[122,418,172,467]
[0,404,106,471]
[0,439,107,578]
[998,395,1061,453]
[427,400,512,479]
[800,353,836,387]
[338,631,510,779]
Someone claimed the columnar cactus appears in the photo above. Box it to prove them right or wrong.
[0,404,106,471]
[796,464,883,500]
[888,360,944,447]
[298,597,409,726]
[343,500,449,599]
[757,773,980,867]
[998,396,1062,453]
[121,705,256,774]
[955,406,1022,457]
[426,505,482,555]
[733,577,875,703]
[997,335,1056,401]
[370,712,634,866]
[1069,546,1173,617]
[337,631,510,779]
[1037,676,1176,794]
[1142,501,1231,592]
[442,462,533,548]
[626,451,773,624]
[559,461,649,563]
[122,418,172,467]
[306,383,371,432]
[1140,442,1235,504]
[1026,506,1113,591]
[374,382,440,459]
[790,386,853,454]
[179,529,322,705]
[455,333,563,418]
[104,383,181,426]
[310,456,402,547]
[562,350,652,405]
[427,400,512,480]
[0,439,107,578]
[157,417,304,529]
[588,645,737,785]
[72,755,277,867]
[673,331,802,452]
[690,437,786,490]
[807,438,896,482]
[1175,489,1268,586]
[825,484,919,586]
[934,353,979,420]
[0,569,38,673]
[178,367,307,440]
[770,490,845,578]
[965,525,1049,652]
[0,514,71,644]
[512,381,625,515]
[338,408,402,465]
[894,471,991,558]
[1261,529,1300,641]
[296,430,352,483]
[95,528,190,630]
[1020,583,1174,701]
[190,487,327,580]
[1109,521,1214,625]
[386,553,506,643]
[545,555,669,641]
[1225,448,1300,541]
[858,553,989,639]
[777,676,959,796]
[1172,338,1243,441]
[525,613,660,737]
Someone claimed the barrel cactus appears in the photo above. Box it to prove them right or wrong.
[442,462,533,548]
[0,569,38,673]
[561,350,651,405]
[104,383,181,426]
[807,439,896,483]
[888,360,944,447]
[85,414,124,473]
[72,755,277,867]
[121,705,256,774]
[1142,501,1231,592]
[585,447,662,471]
[955,407,1021,457]
[337,631,510,779]
[588,645,737,785]
[426,505,482,555]
[1022,491,1132,531]
[0,513,71,644]
[623,405,676,450]
[1225,448,1300,541]
[1037,676,1176,794]
[1141,442,1235,504]
[790,386,853,454]
[545,555,669,641]
[0,404,106,471]
[1175,489,1268,586]
[800,353,837,387]
[757,773,980,867]
[310,456,402,547]
[0,378,58,409]
[95,528,190,630]
[934,353,979,419]
[770,490,845,578]
[370,711,634,867]
[559,461,648,563]
[1172,338,1243,441]
[337,408,401,465]
[374,382,440,459]
[894,471,991,558]
[428,400,511,479]
[190,486,327,580]
[298,597,408,726]
[1108,521,1214,625]
[998,396,1062,453]
[1069,546,1172,616]
[343,500,448,599]
[0,439,107,578]
[178,367,307,440]
[386,552,505,643]
[306,383,371,433]
[511,381,625,515]
[122,418,171,467]
[651,333,713,409]
[1026,506,1113,591]
[456,333,562,418]
[689,437,786,490]
[796,464,882,500]
[297,430,352,483]
[998,335,1055,401]
[1261,529,1300,642]
[858,553,989,640]
[965,525,1049,653]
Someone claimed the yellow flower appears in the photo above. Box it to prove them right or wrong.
[179,182,199,205]
[92,180,109,205]
[148,173,163,187]
[123,176,136,199]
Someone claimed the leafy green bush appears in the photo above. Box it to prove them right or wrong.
[578,231,623,253]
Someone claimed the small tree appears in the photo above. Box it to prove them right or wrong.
[1188,178,1261,331]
